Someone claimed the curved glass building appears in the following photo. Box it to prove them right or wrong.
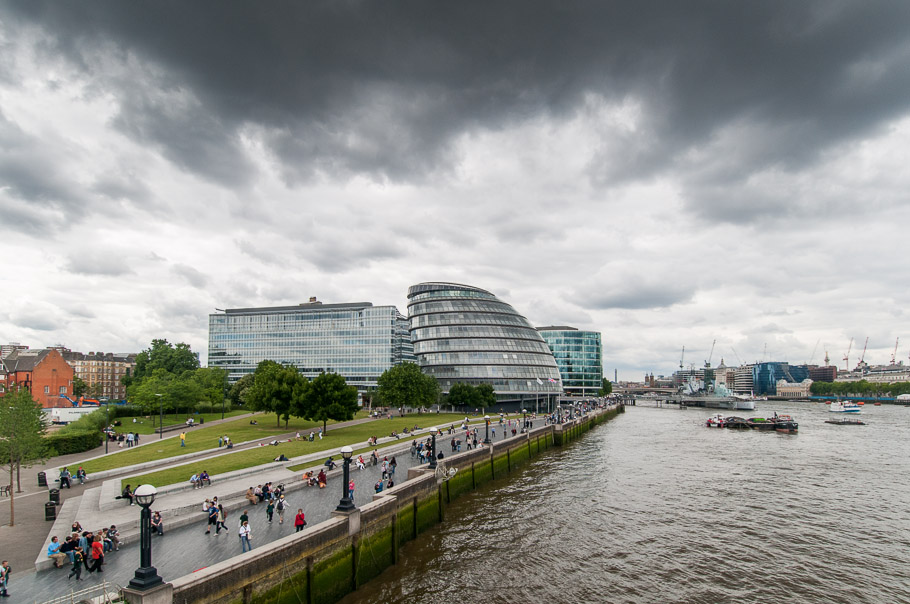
[407,282,562,404]
[536,327,603,396]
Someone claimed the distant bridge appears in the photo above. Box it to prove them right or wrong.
[614,386,677,396]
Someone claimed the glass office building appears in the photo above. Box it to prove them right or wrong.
[537,327,603,396]
[407,282,562,404]
[208,299,414,390]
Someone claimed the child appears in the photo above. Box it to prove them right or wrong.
[68,547,83,581]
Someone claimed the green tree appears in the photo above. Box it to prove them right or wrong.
[0,386,47,525]
[446,382,478,407]
[245,361,308,427]
[193,367,228,407]
[229,373,255,407]
[475,383,497,408]
[599,378,613,396]
[72,376,87,398]
[298,372,359,434]
[125,339,199,387]
[376,362,439,412]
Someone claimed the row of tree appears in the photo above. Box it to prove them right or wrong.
[0,386,47,524]
[810,379,910,397]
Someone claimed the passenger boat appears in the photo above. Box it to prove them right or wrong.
[829,400,861,413]
[825,418,866,426]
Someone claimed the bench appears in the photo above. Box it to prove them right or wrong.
[0,485,10,497]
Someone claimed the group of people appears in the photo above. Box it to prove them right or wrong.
[45,521,121,581]
[189,470,211,489]
[244,481,286,505]
[302,469,328,488]
[58,466,87,488]
[112,431,141,447]
[204,498,230,535]
[217,435,233,448]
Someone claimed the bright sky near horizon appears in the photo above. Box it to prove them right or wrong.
[2,2,909,380]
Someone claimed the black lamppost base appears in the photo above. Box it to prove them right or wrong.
[128,566,163,590]
[335,498,356,513]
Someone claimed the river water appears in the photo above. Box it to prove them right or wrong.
[340,401,910,604]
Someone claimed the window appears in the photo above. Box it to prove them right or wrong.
[45,385,50,393]
[59,386,66,394]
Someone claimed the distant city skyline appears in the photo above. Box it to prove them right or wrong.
[2,2,909,381]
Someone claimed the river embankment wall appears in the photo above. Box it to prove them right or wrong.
[144,404,623,604]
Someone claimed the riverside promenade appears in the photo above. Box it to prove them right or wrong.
[0,411,514,602]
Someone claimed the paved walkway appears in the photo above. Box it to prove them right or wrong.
[9,446,424,603]
[0,412,410,575]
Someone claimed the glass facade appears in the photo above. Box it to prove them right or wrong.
[537,327,603,396]
[752,362,810,396]
[208,301,415,390]
[407,282,562,400]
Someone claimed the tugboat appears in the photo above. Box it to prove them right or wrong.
[773,414,798,433]
[706,413,726,427]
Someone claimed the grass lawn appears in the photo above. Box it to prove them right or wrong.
[122,412,476,488]
[111,410,249,435]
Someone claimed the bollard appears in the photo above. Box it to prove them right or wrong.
[49,488,60,504]
[45,501,56,521]
[38,471,47,487]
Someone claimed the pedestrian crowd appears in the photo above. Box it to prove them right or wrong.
[44,520,124,583]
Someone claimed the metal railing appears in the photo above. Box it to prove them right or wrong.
[37,580,122,604]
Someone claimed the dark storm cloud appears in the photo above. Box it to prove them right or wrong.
[0,109,83,228]
[5,1,910,207]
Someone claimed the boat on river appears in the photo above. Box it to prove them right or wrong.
[825,418,866,426]
[829,400,861,413]
[708,414,798,433]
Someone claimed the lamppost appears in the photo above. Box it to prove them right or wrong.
[428,427,438,470]
[335,446,355,512]
[154,394,163,439]
[105,400,110,454]
[128,484,163,590]
[522,408,527,431]
[483,415,491,444]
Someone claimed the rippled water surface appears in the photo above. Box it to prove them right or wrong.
[340,402,910,604]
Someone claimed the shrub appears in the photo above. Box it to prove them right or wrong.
[45,430,101,456]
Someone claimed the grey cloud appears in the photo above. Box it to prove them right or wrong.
[11,311,57,331]
[171,263,209,288]
[302,237,407,273]
[90,170,152,203]
[236,239,279,266]
[584,282,696,310]
[6,1,909,199]
[66,251,134,276]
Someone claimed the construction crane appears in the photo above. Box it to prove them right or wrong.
[705,339,716,368]
[679,346,685,371]
[730,347,744,366]
[892,337,900,365]
[843,337,853,372]
[808,338,820,365]
[858,337,869,368]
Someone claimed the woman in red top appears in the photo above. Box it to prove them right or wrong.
[294,509,306,532]
[90,535,104,573]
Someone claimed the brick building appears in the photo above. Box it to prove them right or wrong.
[0,348,75,408]
[59,350,136,401]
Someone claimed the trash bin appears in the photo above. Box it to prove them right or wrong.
[200,417,204,424]
[45,501,56,521]
[49,488,60,504]
[38,471,47,487]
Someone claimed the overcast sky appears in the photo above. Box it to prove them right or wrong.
[2,1,909,380]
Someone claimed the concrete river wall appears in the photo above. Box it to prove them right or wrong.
[161,404,623,604]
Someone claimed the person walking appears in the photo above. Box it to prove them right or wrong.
[89,535,104,574]
[206,502,218,534]
[294,509,306,532]
[276,495,287,524]
[0,560,10,597]
[216,504,227,534]
[68,547,84,581]
[179,431,186,447]
[266,499,275,523]
[239,521,252,552]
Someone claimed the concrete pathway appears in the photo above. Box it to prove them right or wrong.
[8,446,424,603]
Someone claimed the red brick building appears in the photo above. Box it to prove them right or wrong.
[0,348,75,408]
